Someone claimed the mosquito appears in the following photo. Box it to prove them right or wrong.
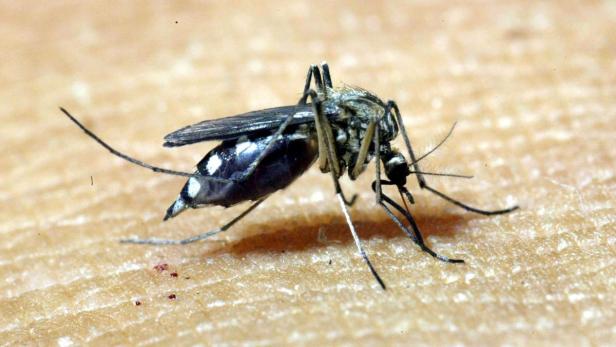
[61,62,518,289]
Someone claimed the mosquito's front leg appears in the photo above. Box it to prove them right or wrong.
[371,113,463,263]
[387,100,518,215]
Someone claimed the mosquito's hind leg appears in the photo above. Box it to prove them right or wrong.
[60,107,231,183]
[321,62,333,89]
[298,64,325,105]
[120,198,265,245]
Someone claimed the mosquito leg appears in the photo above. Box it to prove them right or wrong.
[298,64,324,105]
[387,100,426,187]
[321,62,333,89]
[387,100,519,215]
[342,112,377,205]
[312,65,324,93]
[336,193,386,289]
[64,104,303,189]
[376,187,464,263]
[120,198,265,245]
[350,119,376,179]
[60,107,231,183]
[308,90,386,290]
[298,65,314,105]
[343,194,358,207]
[379,179,415,205]
[308,89,341,176]
[423,185,519,215]
[372,116,462,263]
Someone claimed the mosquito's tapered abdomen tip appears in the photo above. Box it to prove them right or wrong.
[164,197,187,221]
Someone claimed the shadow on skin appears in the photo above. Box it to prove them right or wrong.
[204,210,469,257]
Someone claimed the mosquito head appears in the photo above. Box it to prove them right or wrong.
[381,146,410,187]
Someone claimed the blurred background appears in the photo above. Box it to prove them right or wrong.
[1,1,614,345]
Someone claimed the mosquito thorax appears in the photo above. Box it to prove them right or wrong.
[330,86,398,143]
[323,86,399,180]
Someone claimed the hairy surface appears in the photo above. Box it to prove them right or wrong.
[1,1,614,345]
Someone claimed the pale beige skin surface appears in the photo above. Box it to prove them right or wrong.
[1,1,615,346]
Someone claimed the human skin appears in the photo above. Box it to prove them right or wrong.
[1,1,614,345]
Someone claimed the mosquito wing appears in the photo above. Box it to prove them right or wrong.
[163,105,317,147]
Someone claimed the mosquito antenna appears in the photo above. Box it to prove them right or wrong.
[408,121,457,167]
[60,107,230,182]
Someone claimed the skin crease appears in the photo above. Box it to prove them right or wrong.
[1,1,615,345]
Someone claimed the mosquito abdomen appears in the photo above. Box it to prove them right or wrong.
[164,130,318,219]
